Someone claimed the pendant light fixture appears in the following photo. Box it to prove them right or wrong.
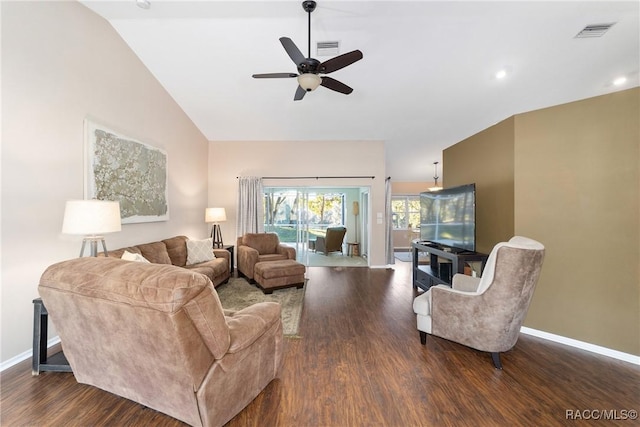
[429,161,443,191]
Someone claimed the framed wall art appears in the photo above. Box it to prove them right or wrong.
[84,119,169,224]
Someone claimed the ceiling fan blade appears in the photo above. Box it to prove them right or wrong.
[294,85,307,101]
[319,50,363,74]
[252,73,298,78]
[280,37,306,66]
[321,77,353,95]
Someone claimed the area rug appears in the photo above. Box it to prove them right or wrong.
[216,277,305,337]
[394,251,412,262]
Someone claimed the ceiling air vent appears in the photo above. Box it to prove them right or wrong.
[575,23,616,38]
[317,41,340,56]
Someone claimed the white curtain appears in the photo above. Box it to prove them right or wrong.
[237,176,265,236]
[385,177,395,265]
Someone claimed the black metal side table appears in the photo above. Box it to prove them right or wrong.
[222,244,235,274]
[32,298,72,375]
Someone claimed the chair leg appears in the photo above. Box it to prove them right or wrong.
[419,331,427,345]
[491,352,503,369]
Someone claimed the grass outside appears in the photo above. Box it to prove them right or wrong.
[264,225,330,243]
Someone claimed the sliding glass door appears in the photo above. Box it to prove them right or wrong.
[263,187,347,264]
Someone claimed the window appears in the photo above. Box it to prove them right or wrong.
[391,195,420,230]
[263,188,345,243]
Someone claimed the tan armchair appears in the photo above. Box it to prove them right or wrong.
[237,233,296,280]
[39,257,283,427]
[412,236,545,369]
[315,226,347,255]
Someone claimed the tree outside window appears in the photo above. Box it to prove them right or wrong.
[391,196,420,230]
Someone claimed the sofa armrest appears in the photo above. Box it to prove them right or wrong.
[277,244,296,260]
[225,302,282,353]
[451,274,480,292]
[237,245,259,279]
[212,249,230,263]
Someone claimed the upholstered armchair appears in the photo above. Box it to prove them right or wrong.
[39,257,283,427]
[315,226,347,255]
[412,236,545,369]
[237,233,296,280]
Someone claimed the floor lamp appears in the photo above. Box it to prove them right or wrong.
[62,200,122,257]
[206,207,227,248]
[353,201,359,243]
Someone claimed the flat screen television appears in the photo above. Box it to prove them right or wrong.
[419,183,476,252]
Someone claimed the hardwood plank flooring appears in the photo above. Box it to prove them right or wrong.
[2,262,639,426]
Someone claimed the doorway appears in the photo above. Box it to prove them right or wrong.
[263,186,369,267]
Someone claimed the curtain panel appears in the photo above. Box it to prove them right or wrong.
[237,176,265,236]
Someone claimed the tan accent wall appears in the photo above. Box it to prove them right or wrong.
[443,88,639,356]
[443,117,515,254]
[514,88,639,355]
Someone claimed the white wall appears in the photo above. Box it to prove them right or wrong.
[1,1,209,364]
[208,140,388,266]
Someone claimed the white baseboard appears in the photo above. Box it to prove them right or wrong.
[0,336,61,372]
[520,327,640,366]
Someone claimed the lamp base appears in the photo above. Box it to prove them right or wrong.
[80,236,108,257]
[211,224,224,248]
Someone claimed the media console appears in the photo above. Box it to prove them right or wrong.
[412,240,488,291]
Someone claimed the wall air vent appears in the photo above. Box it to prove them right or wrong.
[317,41,340,56]
[575,23,616,38]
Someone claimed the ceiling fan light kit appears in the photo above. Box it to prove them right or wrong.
[252,0,363,101]
[297,73,322,91]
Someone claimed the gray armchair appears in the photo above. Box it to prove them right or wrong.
[412,236,545,369]
[315,227,347,255]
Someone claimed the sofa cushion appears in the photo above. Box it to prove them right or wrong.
[242,233,280,254]
[257,254,288,263]
[162,236,189,267]
[184,258,227,281]
[187,238,216,265]
[137,241,172,265]
[105,246,142,259]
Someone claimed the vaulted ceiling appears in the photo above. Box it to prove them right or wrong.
[81,1,639,181]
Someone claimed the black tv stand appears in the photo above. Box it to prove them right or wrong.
[412,240,488,291]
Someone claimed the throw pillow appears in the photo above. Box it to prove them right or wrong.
[121,250,151,263]
[187,238,216,265]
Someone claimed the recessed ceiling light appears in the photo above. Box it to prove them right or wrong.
[495,69,507,79]
[613,76,627,86]
[136,0,150,9]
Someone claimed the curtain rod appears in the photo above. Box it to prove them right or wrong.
[237,176,375,180]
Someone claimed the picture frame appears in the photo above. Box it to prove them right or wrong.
[84,119,169,224]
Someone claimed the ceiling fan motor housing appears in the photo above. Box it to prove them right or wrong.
[302,1,317,13]
[298,58,321,74]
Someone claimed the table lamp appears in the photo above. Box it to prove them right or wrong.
[205,207,226,248]
[62,200,121,257]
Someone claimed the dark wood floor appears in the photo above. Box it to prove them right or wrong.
[2,261,639,426]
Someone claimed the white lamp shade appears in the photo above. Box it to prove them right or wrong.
[205,207,227,223]
[297,73,322,91]
[62,200,122,235]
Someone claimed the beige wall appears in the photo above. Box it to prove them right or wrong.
[514,88,639,355]
[1,1,210,364]
[444,88,639,356]
[208,140,388,265]
[444,117,516,254]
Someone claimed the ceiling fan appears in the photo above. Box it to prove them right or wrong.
[252,0,363,101]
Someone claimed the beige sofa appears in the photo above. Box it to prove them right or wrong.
[104,235,230,287]
[39,257,283,427]
[237,233,296,280]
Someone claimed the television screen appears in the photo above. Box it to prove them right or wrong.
[420,183,476,252]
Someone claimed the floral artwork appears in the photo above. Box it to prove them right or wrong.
[85,119,168,224]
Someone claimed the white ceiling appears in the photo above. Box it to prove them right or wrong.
[80,0,639,181]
